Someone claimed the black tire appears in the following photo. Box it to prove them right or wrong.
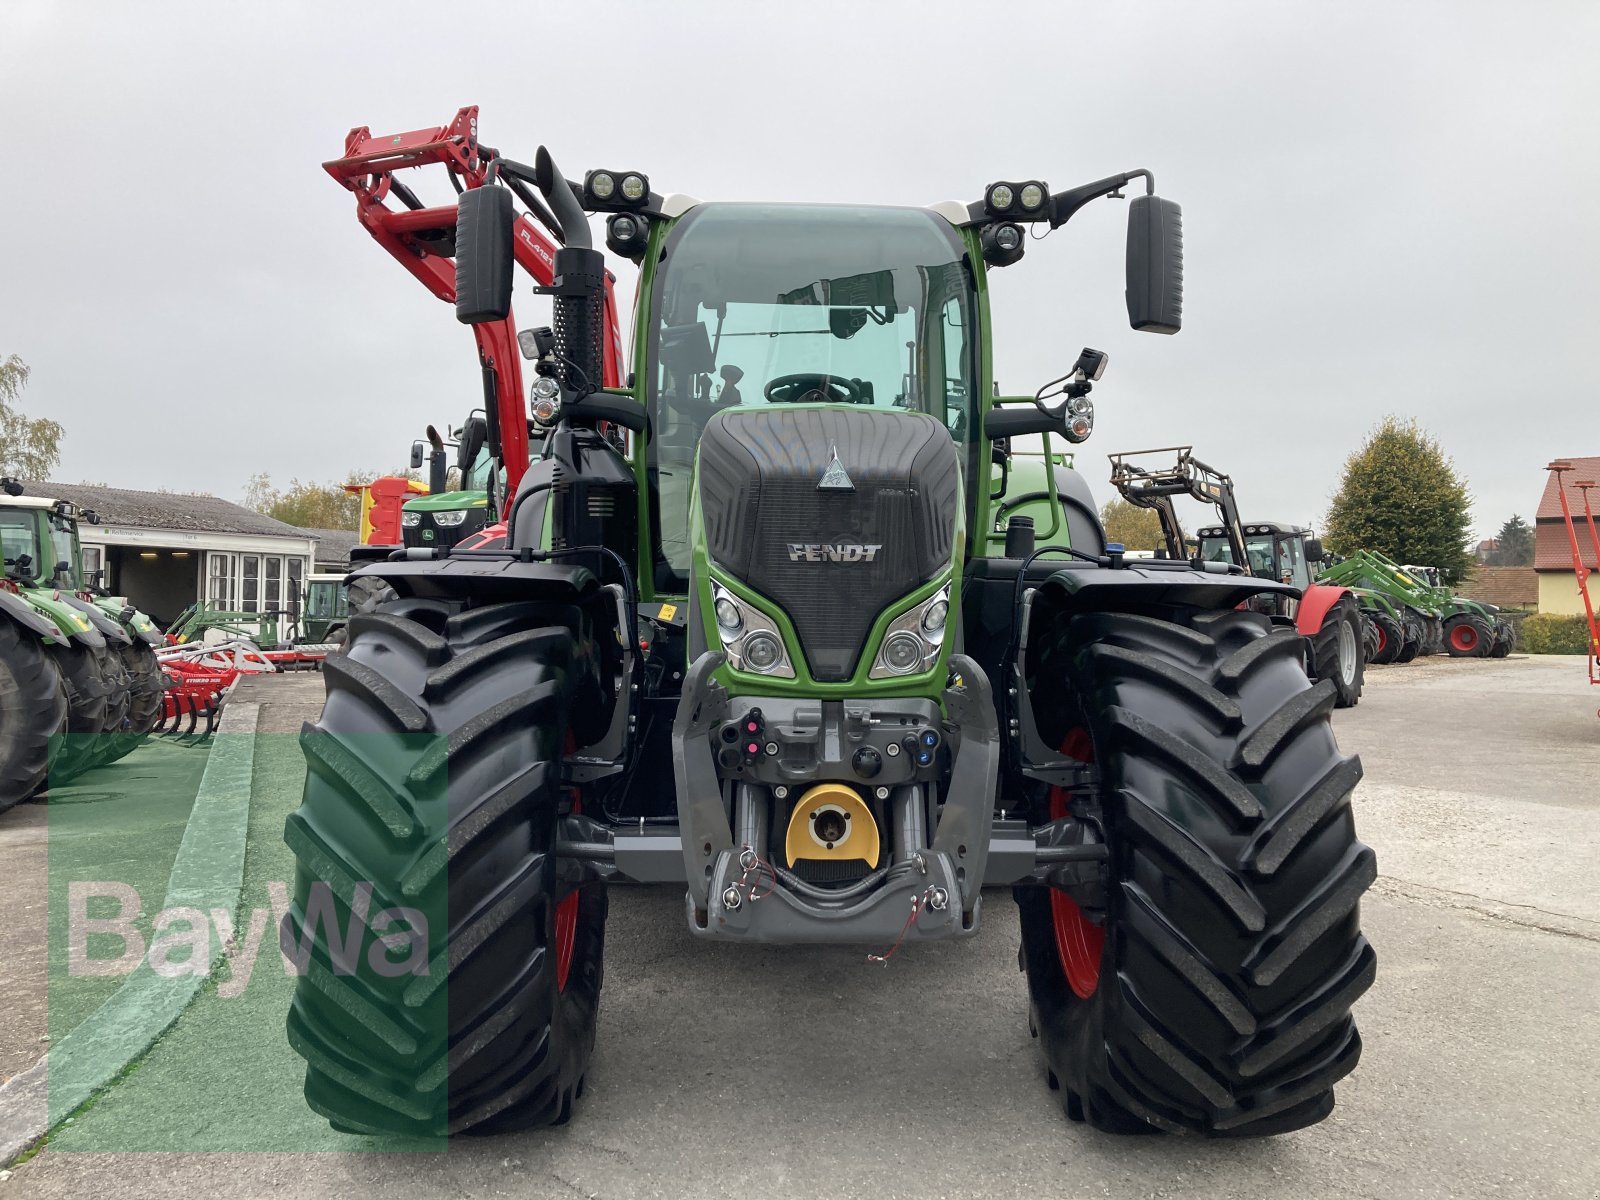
[102,641,164,762]
[1367,612,1403,665]
[89,644,133,768]
[1443,614,1491,658]
[1393,614,1423,664]
[46,641,110,782]
[1489,618,1514,658]
[1,621,70,811]
[346,575,400,617]
[282,596,609,1137]
[1358,613,1380,665]
[1309,595,1364,709]
[1018,608,1375,1136]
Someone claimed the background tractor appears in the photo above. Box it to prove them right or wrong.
[1400,563,1514,658]
[283,132,1374,1141]
[1103,447,1367,707]
[1318,551,1508,660]
[0,480,164,807]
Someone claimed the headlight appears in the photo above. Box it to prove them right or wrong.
[432,509,470,528]
[1019,183,1045,210]
[400,511,421,528]
[988,183,1014,211]
[620,173,647,201]
[530,375,562,424]
[880,631,924,675]
[714,596,743,634]
[708,581,794,678]
[590,171,615,200]
[742,632,784,673]
[870,582,952,679]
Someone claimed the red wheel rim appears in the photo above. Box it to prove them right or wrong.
[1049,728,1105,1000]
[554,891,580,993]
[1375,624,1388,654]
[1450,624,1478,652]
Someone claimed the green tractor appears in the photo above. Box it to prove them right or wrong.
[1,481,164,808]
[400,416,499,552]
[300,573,351,644]
[1400,564,1514,658]
[1316,551,1483,663]
[283,151,1374,1139]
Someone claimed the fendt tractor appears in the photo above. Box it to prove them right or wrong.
[283,130,1375,1141]
[1,480,165,809]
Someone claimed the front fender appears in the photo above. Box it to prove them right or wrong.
[59,593,133,644]
[1295,583,1349,638]
[0,588,64,640]
[1035,560,1298,614]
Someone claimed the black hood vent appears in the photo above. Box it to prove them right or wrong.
[697,407,960,680]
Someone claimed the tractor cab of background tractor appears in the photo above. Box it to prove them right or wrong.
[1197,520,1326,588]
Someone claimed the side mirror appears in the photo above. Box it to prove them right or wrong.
[455,185,516,325]
[409,441,426,470]
[1305,537,1326,563]
[1125,194,1183,334]
[457,415,488,472]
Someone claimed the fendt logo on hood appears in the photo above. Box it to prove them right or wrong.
[787,543,882,563]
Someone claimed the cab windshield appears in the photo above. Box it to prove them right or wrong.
[647,203,978,588]
[1200,533,1310,587]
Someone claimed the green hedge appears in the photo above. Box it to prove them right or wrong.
[1520,614,1596,655]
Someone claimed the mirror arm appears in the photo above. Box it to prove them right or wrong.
[1048,169,1153,229]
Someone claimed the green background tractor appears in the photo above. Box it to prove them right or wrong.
[283,149,1374,1140]
[1,482,164,807]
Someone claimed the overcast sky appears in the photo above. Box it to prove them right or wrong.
[2,0,1596,541]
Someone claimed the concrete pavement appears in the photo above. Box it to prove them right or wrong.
[2,655,1596,1197]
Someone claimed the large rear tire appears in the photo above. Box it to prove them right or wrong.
[1309,595,1364,708]
[282,597,608,1136]
[1,622,70,811]
[46,641,110,782]
[1444,614,1490,658]
[1018,608,1375,1136]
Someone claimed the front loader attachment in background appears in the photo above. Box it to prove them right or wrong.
[324,107,624,507]
[1107,446,1367,705]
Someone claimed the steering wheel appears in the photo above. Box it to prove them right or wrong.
[763,373,865,405]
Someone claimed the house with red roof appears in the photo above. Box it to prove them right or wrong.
[1536,456,1600,615]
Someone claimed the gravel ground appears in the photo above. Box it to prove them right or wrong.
[2,655,1597,1198]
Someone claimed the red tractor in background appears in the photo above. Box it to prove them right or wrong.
[1109,447,1367,706]
[324,106,625,553]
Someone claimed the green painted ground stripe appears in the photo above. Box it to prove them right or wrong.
[0,703,259,1166]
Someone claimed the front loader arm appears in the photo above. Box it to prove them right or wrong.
[324,106,622,503]
[1107,446,1248,566]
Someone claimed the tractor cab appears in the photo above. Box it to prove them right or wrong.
[1,492,87,591]
[645,202,981,593]
[1198,520,1321,588]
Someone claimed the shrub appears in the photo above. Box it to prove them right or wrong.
[1520,613,1595,655]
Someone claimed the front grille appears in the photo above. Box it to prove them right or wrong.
[697,408,960,680]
